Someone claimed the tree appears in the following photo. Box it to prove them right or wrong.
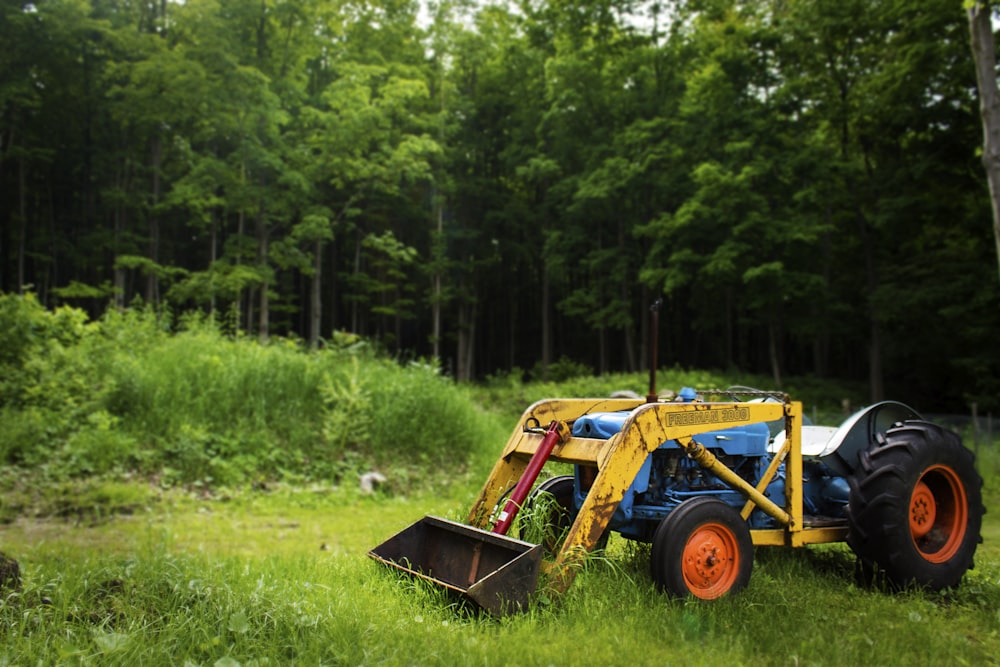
[967,1,1000,286]
[2,0,998,412]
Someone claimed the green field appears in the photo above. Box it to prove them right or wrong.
[1,472,998,667]
[1,300,997,665]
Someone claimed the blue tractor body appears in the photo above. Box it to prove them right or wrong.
[567,391,860,540]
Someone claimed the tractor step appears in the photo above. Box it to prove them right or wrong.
[802,515,848,528]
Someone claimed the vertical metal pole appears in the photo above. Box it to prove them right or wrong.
[972,402,980,457]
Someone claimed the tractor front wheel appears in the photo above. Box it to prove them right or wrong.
[519,475,576,555]
[650,497,753,599]
[846,420,984,590]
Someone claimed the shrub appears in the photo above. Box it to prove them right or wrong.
[0,292,90,410]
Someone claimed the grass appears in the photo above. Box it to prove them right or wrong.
[2,467,998,666]
[2,426,998,665]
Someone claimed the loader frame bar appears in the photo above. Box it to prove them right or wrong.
[466,398,847,593]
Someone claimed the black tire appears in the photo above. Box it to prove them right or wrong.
[650,497,754,600]
[520,475,576,555]
[846,420,984,591]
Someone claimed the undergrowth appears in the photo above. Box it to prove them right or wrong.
[0,294,505,492]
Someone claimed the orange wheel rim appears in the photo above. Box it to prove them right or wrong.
[909,480,936,539]
[909,465,968,563]
[682,523,740,599]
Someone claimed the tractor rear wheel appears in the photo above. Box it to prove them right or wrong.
[846,420,984,590]
[650,497,753,599]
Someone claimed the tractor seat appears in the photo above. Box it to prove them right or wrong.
[768,426,839,458]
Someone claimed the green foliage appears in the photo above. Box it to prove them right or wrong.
[530,355,594,383]
[319,356,372,461]
[0,292,877,489]
[61,411,141,478]
[0,293,113,468]
[0,297,506,488]
[0,292,87,372]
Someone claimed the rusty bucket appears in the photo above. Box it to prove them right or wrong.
[368,516,543,616]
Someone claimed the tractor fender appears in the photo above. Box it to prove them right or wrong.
[770,401,921,477]
[820,401,922,476]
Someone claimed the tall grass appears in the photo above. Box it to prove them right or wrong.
[0,295,505,490]
[0,292,986,493]
[110,333,504,487]
[474,365,867,426]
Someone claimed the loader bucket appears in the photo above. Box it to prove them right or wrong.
[368,515,543,616]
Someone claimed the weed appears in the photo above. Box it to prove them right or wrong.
[514,490,568,548]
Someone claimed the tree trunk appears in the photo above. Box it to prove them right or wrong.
[813,213,833,377]
[351,230,362,334]
[113,210,124,310]
[309,239,322,349]
[508,295,516,371]
[836,51,883,401]
[209,213,218,316]
[465,300,476,380]
[768,316,782,388]
[329,236,338,331]
[237,204,246,331]
[247,288,255,335]
[618,218,637,373]
[868,318,883,402]
[17,153,26,294]
[724,287,734,369]
[256,202,269,343]
[857,208,884,402]
[456,297,476,382]
[432,269,442,358]
[113,155,130,310]
[622,312,637,373]
[598,326,607,374]
[968,3,1000,286]
[541,263,551,380]
[0,124,9,293]
[639,284,650,377]
[395,288,402,353]
[431,203,443,361]
[146,136,162,305]
[44,181,55,301]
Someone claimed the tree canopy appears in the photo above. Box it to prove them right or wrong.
[1,0,998,411]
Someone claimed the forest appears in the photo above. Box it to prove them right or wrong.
[1,0,999,412]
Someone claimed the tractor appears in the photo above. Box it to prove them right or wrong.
[369,388,984,616]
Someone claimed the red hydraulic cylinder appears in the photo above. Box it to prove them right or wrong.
[492,420,569,536]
